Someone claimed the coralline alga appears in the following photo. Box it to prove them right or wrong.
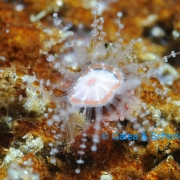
[1,0,180,180]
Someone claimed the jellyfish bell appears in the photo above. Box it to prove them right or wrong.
[68,63,124,107]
